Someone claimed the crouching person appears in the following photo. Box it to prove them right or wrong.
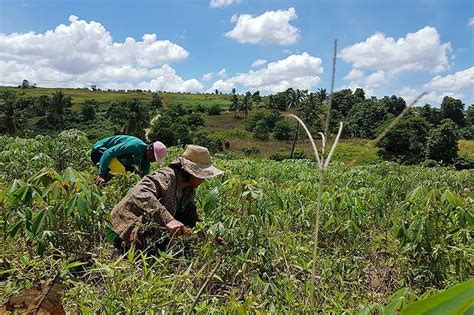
[110,145,223,252]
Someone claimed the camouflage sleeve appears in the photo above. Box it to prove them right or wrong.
[130,171,175,226]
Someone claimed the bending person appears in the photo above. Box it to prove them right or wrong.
[111,145,223,251]
[91,135,167,186]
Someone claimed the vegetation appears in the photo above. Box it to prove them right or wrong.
[0,131,472,312]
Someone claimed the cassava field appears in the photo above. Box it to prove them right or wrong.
[0,130,473,313]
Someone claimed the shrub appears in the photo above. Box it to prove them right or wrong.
[421,159,439,168]
[253,119,269,141]
[426,119,459,164]
[273,120,292,140]
[453,157,474,170]
[192,128,226,153]
[81,99,99,121]
[207,104,222,116]
[186,113,205,127]
[378,116,430,164]
[242,146,261,156]
[245,112,266,132]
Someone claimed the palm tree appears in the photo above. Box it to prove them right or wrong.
[230,88,239,118]
[287,89,305,158]
[0,90,22,135]
[316,88,327,104]
[240,91,253,118]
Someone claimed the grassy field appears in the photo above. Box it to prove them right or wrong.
[0,131,472,313]
[1,86,473,163]
[0,86,231,111]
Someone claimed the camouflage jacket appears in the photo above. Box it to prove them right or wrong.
[111,166,196,242]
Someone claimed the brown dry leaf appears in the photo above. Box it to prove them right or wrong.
[1,283,65,315]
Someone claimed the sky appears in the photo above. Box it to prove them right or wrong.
[0,0,473,106]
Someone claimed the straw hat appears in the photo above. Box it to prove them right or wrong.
[175,145,223,179]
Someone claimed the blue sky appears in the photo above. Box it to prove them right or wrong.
[0,0,472,105]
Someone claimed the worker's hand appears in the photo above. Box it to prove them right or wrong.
[94,176,106,187]
[165,219,187,236]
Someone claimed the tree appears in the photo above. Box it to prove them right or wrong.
[33,95,51,117]
[81,99,99,121]
[440,96,465,127]
[332,88,363,117]
[287,89,305,158]
[150,93,163,110]
[316,88,327,104]
[47,90,72,129]
[273,119,292,140]
[378,116,430,164]
[253,119,269,141]
[240,91,253,117]
[426,119,459,164]
[345,99,388,138]
[381,95,406,116]
[419,104,442,126]
[230,88,239,118]
[21,79,30,89]
[252,91,262,108]
[107,99,150,139]
[148,113,192,146]
[0,90,24,135]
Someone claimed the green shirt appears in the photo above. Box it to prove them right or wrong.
[93,135,150,177]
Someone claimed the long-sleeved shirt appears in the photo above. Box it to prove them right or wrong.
[111,166,196,243]
[93,135,150,177]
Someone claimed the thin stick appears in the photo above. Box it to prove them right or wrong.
[324,39,337,135]
[324,122,343,170]
[311,170,324,306]
[286,114,322,168]
[186,258,223,315]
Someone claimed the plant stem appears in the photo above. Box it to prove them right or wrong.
[310,169,324,307]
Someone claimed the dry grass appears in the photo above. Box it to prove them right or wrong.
[459,140,474,158]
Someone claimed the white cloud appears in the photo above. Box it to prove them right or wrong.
[469,17,474,27]
[283,49,292,54]
[137,64,203,92]
[218,68,227,78]
[340,26,452,74]
[365,71,386,88]
[207,79,235,93]
[0,15,203,92]
[217,53,323,94]
[344,68,364,81]
[251,59,267,68]
[397,87,464,106]
[225,7,299,45]
[424,66,474,92]
[202,72,214,81]
[209,0,241,9]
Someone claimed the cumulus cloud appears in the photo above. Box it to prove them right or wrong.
[225,8,299,45]
[218,68,227,78]
[211,53,323,94]
[202,72,214,81]
[251,59,267,68]
[0,15,203,92]
[424,66,474,92]
[397,87,464,106]
[343,69,364,81]
[209,0,241,8]
[207,79,235,93]
[340,26,452,74]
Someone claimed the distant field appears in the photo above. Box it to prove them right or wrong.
[0,86,231,111]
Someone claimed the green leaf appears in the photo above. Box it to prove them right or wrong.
[31,209,46,237]
[401,279,474,315]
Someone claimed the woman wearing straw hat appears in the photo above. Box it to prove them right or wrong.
[110,144,223,251]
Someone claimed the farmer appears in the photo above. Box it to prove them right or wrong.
[91,135,167,186]
[110,145,223,251]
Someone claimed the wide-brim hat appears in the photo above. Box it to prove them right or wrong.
[173,145,223,179]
